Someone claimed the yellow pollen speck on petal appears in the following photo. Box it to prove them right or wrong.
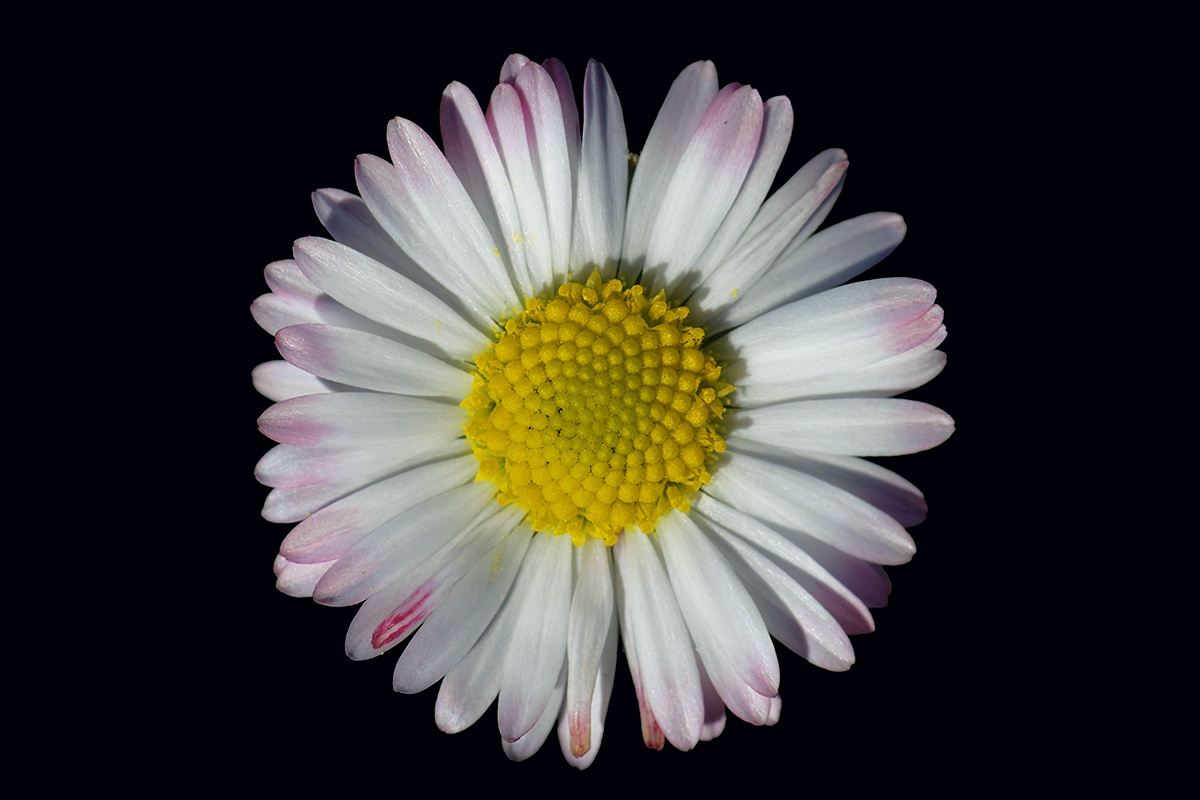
[462,270,731,546]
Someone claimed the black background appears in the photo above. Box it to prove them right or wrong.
[187,17,1024,793]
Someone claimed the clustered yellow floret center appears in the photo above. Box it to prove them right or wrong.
[463,271,733,546]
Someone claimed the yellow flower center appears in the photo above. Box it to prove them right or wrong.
[463,271,733,546]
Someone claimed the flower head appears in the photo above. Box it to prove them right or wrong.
[252,54,953,768]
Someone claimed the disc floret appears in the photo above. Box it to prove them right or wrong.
[463,271,732,545]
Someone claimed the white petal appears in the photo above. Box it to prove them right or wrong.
[558,603,618,768]
[264,258,321,299]
[254,436,454,491]
[273,554,336,598]
[718,278,941,407]
[656,512,779,724]
[513,61,573,275]
[257,439,468,523]
[312,481,497,607]
[622,60,719,276]
[715,212,907,330]
[699,516,856,671]
[729,398,955,456]
[383,119,519,313]
[694,492,876,635]
[767,695,782,726]
[257,393,465,449]
[563,539,614,757]
[499,53,528,84]
[613,529,703,751]
[393,518,533,693]
[487,83,555,292]
[737,148,848,248]
[696,660,728,742]
[440,81,533,298]
[788,324,947,400]
[278,454,478,564]
[343,503,514,660]
[502,663,566,762]
[275,324,473,399]
[542,58,580,199]
[292,236,489,359]
[250,260,395,339]
[685,96,793,285]
[706,449,916,565]
[645,84,764,294]
[698,157,848,318]
[710,439,928,527]
[435,574,522,733]
[251,360,336,402]
[498,533,573,742]
[569,59,628,278]
[310,189,432,290]
[352,150,511,328]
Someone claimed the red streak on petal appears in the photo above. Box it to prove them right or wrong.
[633,677,664,751]
[370,581,434,649]
[569,710,592,758]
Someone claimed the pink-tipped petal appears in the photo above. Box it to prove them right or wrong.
[686,95,794,285]
[622,60,719,273]
[613,529,704,751]
[716,211,908,330]
[275,324,472,398]
[656,512,780,723]
[564,539,614,753]
[708,450,916,566]
[695,492,877,636]
[699,158,848,317]
[257,393,465,449]
[644,84,765,293]
[278,455,477,565]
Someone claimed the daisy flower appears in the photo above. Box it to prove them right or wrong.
[251,54,953,768]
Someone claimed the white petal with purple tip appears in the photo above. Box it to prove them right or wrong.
[694,493,877,636]
[644,84,764,292]
[718,212,908,330]
[707,449,916,565]
[275,324,473,398]
[313,481,497,607]
[614,528,703,751]
[278,455,477,565]
[622,61,719,274]
[655,512,779,724]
